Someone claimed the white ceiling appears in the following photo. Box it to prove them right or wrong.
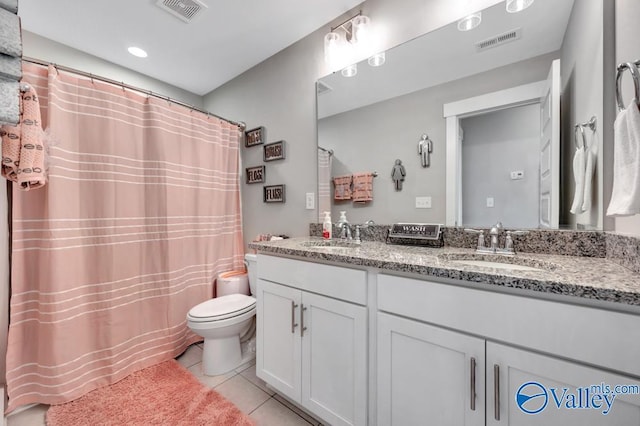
[19,0,363,96]
[318,0,575,119]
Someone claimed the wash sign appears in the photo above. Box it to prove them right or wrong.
[516,381,640,415]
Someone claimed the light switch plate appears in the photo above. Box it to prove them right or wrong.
[305,192,315,210]
[416,196,432,209]
[486,197,494,208]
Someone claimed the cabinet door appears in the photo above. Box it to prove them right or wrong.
[377,312,485,426]
[301,292,367,426]
[487,342,640,425]
[256,279,302,402]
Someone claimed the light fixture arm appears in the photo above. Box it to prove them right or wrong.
[330,10,362,34]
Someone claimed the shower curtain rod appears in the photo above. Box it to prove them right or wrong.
[22,57,247,130]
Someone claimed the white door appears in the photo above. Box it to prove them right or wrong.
[301,292,367,426]
[256,279,301,402]
[377,312,485,426]
[539,59,561,228]
[487,342,640,425]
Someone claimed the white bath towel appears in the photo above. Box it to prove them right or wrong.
[581,148,596,212]
[607,100,640,216]
[569,147,585,215]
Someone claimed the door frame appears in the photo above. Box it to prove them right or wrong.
[443,80,546,226]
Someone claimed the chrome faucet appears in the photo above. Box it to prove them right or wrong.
[465,222,527,255]
[339,222,352,240]
[488,221,503,252]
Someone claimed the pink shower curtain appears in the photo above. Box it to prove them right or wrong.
[5,63,245,411]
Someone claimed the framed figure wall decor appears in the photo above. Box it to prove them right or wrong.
[245,166,265,184]
[263,141,285,162]
[264,184,286,203]
[245,127,264,147]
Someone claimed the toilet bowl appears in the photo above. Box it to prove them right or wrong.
[187,253,258,376]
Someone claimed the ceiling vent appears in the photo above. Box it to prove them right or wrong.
[317,81,333,95]
[475,28,522,52]
[156,0,208,23]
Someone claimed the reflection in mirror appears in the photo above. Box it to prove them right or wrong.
[316,0,605,230]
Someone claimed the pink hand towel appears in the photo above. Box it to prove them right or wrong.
[1,84,46,190]
[352,172,374,203]
[333,175,352,200]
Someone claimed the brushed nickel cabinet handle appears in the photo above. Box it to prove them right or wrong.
[291,301,298,334]
[470,357,476,411]
[300,304,308,337]
[494,364,500,421]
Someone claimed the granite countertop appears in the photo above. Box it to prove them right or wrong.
[249,237,640,308]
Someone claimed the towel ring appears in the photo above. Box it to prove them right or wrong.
[574,124,587,150]
[615,61,640,111]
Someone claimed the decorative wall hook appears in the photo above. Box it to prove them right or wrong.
[418,134,433,168]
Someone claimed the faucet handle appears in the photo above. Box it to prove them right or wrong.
[505,230,528,251]
[464,228,486,249]
[354,225,362,243]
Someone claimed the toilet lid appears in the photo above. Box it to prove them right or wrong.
[188,294,256,321]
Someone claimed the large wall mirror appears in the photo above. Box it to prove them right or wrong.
[316,0,607,230]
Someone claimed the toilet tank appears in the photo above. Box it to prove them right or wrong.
[244,253,257,295]
[216,270,249,297]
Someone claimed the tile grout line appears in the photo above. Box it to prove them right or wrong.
[247,395,274,415]
[268,396,315,425]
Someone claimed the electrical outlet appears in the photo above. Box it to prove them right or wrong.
[486,197,494,208]
[510,170,524,180]
[415,196,432,209]
[305,192,315,210]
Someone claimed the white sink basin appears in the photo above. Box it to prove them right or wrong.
[437,253,558,272]
[450,259,543,272]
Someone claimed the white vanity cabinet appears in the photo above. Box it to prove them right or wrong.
[377,312,486,426]
[377,273,640,426]
[256,255,368,426]
[486,342,640,425]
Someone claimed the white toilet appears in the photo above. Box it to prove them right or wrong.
[187,253,258,376]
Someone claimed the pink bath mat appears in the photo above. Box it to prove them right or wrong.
[46,360,254,426]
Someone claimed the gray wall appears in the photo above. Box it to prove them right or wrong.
[317,52,557,225]
[461,104,540,229]
[22,31,203,108]
[613,0,640,236]
[204,0,504,247]
[559,0,604,230]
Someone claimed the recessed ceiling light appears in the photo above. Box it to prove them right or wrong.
[506,0,535,13]
[128,46,148,58]
[457,12,482,31]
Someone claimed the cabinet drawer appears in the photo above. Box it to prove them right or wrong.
[378,273,640,378]
[257,254,367,305]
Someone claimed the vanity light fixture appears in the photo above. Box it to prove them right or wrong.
[506,0,534,13]
[324,11,372,72]
[368,52,386,67]
[457,12,482,31]
[341,64,358,77]
[127,46,148,58]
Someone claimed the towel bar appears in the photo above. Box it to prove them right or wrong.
[615,60,640,111]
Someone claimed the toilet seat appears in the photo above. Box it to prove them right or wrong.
[187,294,256,323]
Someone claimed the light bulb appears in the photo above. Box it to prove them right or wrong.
[351,15,370,45]
[506,0,534,13]
[127,46,148,58]
[457,12,482,31]
[324,31,344,69]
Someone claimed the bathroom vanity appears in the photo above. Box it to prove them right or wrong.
[250,237,640,426]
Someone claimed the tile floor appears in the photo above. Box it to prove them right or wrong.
[7,343,324,426]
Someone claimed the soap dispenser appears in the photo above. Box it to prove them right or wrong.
[322,211,332,240]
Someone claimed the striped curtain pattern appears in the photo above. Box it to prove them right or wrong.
[5,63,245,411]
[317,148,332,222]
